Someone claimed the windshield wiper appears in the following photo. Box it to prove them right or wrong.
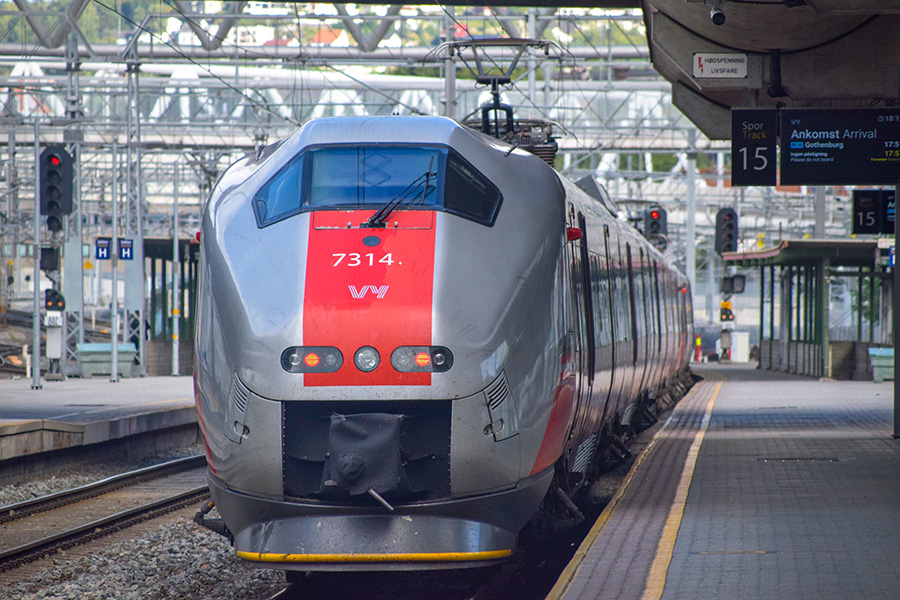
[363,157,435,228]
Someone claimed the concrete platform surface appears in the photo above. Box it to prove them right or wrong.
[550,363,900,600]
[0,376,195,461]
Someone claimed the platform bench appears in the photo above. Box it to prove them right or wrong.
[77,342,137,378]
[867,347,894,383]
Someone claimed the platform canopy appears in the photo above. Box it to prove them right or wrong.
[723,239,879,269]
[720,238,890,382]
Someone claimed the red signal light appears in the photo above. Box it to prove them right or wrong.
[49,155,61,166]
[650,210,659,219]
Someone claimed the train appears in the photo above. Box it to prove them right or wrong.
[192,114,693,573]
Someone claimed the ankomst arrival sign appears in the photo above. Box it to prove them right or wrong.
[780,109,900,185]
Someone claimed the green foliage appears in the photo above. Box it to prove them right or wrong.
[653,153,679,172]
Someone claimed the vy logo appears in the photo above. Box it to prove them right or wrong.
[348,285,389,299]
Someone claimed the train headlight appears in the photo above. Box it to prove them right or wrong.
[354,346,380,372]
[281,346,343,373]
[391,346,453,372]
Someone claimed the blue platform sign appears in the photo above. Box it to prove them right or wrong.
[95,237,111,260]
[118,239,134,260]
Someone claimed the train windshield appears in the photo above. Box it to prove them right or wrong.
[309,146,441,208]
[253,144,502,227]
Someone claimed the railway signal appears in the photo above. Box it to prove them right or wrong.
[39,146,74,233]
[644,207,667,237]
[720,300,734,322]
[715,208,738,254]
[644,207,668,249]
[44,288,66,312]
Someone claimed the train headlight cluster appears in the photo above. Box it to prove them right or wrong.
[391,346,454,373]
[283,345,455,374]
[281,346,343,373]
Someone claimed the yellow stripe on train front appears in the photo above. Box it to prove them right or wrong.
[237,549,512,563]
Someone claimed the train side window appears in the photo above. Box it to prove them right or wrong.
[443,151,502,226]
[253,153,307,227]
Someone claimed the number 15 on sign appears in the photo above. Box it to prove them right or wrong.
[731,109,777,187]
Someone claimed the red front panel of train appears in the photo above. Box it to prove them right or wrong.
[303,210,435,386]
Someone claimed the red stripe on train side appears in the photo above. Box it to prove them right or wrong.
[303,210,435,386]
[529,355,577,476]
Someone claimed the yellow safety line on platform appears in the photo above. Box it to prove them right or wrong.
[544,381,713,600]
[236,549,511,563]
[641,381,722,600]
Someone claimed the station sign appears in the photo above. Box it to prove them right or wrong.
[780,109,900,185]
[731,109,777,186]
[95,237,135,260]
[118,239,134,260]
[95,237,111,260]
[852,189,895,235]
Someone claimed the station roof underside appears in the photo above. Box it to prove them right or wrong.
[723,240,879,268]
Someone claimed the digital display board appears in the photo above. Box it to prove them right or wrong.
[780,109,900,185]
[731,109,777,186]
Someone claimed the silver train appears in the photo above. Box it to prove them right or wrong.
[193,115,693,572]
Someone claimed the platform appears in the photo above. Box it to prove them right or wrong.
[549,363,900,600]
[0,376,195,463]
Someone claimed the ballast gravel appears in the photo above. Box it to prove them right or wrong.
[6,519,286,600]
[0,445,204,506]
[0,445,288,599]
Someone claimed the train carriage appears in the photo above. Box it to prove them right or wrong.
[193,115,692,572]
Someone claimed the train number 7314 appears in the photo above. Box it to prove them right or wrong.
[332,253,395,267]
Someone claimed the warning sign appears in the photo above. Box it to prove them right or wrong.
[693,53,748,79]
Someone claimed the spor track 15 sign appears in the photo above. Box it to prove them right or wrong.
[731,109,777,186]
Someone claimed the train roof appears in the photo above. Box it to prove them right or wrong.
[290,115,476,147]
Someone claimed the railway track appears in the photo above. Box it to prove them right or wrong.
[0,309,121,376]
[0,455,208,575]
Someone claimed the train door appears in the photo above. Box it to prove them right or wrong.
[634,248,651,400]
[564,210,595,453]
[624,243,640,404]
[646,258,662,391]
[656,263,671,377]
[589,225,617,431]
[608,236,630,421]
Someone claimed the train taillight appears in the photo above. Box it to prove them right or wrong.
[391,346,454,373]
[281,346,343,373]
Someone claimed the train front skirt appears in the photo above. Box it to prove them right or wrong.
[207,468,554,571]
